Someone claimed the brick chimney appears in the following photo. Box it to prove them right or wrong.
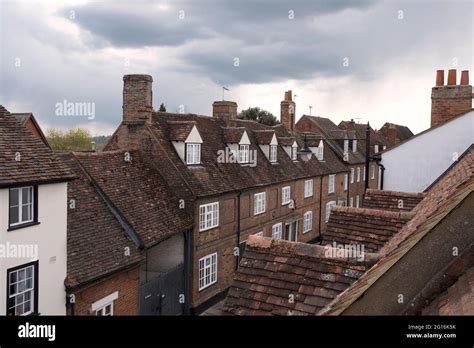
[123,74,153,122]
[212,101,237,123]
[281,90,296,131]
[385,123,398,145]
[431,69,472,127]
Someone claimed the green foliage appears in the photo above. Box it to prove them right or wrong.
[238,107,279,126]
[46,128,93,151]
[159,103,167,112]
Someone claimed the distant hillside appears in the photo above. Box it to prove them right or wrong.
[93,135,111,151]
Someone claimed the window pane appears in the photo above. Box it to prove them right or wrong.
[10,188,19,206]
[9,206,19,225]
[22,187,32,204]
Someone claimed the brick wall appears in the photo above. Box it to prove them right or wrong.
[68,266,140,316]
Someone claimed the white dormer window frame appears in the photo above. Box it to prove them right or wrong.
[186,143,201,165]
[356,167,361,182]
[238,144,250,164]
[344,139,349,154]
[352,139,357,152]
[316,140,324,161]
[291,145,297,161]
[371,164,375,179]
[350,168,355,184]
[270,145,278,163]
[344,174,348,191]
[374,144,379,153]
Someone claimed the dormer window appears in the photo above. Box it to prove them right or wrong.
[352,139,357,152]
[344,139,349,154]
[270,145,277,163]
[186,143,201,165]
[374,144,379,153]
[316,140,324,161]
[291,145,297,160]
[238,144,249,163]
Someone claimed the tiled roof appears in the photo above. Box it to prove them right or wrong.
[379,122,414,146]
[253,130,275,144]
[277,137,296,146]
[298,115,365,164]
[0,105,76,187]
[59,152,143,288]
[339,120,391,155]
[223,235,378,316]
[222,127,245,143]
[72,150,193,248]
[126,113,349,199]
[167,121,195,141]
[321,145,474,315]
[323,206,414,253]
[363,189,425,212]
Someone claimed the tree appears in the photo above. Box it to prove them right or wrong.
[46,128,93,151]
[159,103,167,112]
[238,107,279,126]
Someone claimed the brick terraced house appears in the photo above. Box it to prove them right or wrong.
[101,74,364,312]
[223,145,474,315]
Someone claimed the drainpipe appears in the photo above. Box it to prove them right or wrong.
[365,123,370,191]
[318,176,323,244]
[379,163,385,190]
[183,228,192,315]
[235,190,242,270]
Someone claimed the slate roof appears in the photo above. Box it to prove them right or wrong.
[322,206,414,253]
[363,189,425,212]
[59,152,144,288]
[277,137,296,146]
[223,235,379,316]
[253,130,275,144]
[0,105,76,188]
[321,145,474,315]
[71,150,193,248]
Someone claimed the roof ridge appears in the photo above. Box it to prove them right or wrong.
[246,235,379,265]
[331,206,415,220]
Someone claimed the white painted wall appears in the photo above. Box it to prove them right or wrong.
[381,111,473,192]
[0,183,68,315]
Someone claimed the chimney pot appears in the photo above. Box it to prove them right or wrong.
[435,70,444,86]
[447,69,457,85]
[460,70,469,85]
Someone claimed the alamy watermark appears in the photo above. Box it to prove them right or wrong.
[55,99,95,120]
[324,241,365,261]
[0,242,38,260]
[217,148,257,167]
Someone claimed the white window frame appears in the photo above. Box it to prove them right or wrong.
[198,253,217,291]
[186,143,201,165]
[304,179,313,198]
[344,174,348,191]
[350,168,355,183]
[356,195,360,208]
[281,186,291,205]
[272,223,282,239]
[8,263,36,316]
[352,139,357,152]
[199,202,219,231]
[238,144,249,164]
[291,146,297,160]
[254,192,266,215]
[344,140,349,154]
[254,231,264,237]
[363,166,366,181]
[269,145,278,162]
[356,167,361,182]
[374,144,379,153]
[349,197,353,207]
[9,186,34,227]
[325,201,336,222]
[328,175,335,194]
[303,211,312,233]
[371,164,375,179]
[92,291,118,316]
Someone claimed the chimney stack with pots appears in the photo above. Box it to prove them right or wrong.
[123,74,153,123]
[431,69,472,127]
[281,90,296,131]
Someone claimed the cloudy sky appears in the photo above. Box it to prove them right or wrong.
[0,0,472,136]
